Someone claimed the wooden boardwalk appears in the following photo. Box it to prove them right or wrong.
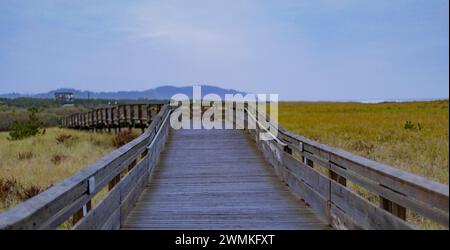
[1,104,448,230]
[122,128,329,229]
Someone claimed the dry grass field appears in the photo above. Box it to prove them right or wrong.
[0,128,116,212]
[278,100,449,229]
[278,100,449,184]
[0,100,447,229]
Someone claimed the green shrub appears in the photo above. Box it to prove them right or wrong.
[8,108,43,140]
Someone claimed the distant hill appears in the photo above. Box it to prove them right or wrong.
[0,85,247,100]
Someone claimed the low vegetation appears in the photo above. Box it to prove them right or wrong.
[0,97,160,131]
[278,100,449,229]
[278,100,449,184]
[0,97,113,132]
[8,108,43,140]
[0,178,43,207]
[112,130,140,148]
[0,103,87,132]
[0,99,447,229]
[0,128,115,211]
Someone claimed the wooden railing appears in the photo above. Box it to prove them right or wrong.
[1,101,447,230]
[0,104,172,229]
[61,102,166,132]
[228,103,449,229]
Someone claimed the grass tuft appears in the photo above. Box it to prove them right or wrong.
[50,154,67,165]
[17,151,33,160]
[55,134,78,147]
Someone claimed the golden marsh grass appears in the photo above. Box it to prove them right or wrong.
[278,100,449,184]
[0,128,115,211]
[278,100,448,229]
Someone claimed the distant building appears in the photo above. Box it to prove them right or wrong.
[54,92,74,102]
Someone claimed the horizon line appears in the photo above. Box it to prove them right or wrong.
[0,85,448,103]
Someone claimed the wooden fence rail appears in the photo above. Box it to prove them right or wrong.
[228,103,449,229]
[0,105,171,229]
[61,103,166,132]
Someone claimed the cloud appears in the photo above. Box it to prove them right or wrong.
[0,0,448,99]
[118,1,235,48]
[137,26,222,47]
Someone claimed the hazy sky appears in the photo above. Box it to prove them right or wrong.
[0,0,448,100]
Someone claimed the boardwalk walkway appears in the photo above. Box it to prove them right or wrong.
[122,127,329,230]
[2,105,447,230]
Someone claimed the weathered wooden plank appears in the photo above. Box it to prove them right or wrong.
[60,103,164,130]
[329,204,362,230]
[122,127,329,230]
[120,171,149,225]
[0,104,170,230]
[118,156,149,200]
[303,151,330,169]
[0,176,89,229]
[242,107,449,228]
[94,146,148,190]
[280,164,329,220]
[277,123,449,214]
[282,151,330,199]
[39,193,92,229]
[73,188,120,230]
[330,163,449,226]
[101,208,121,230]
[330,153,448,213]
[73,107,171,230]
[258,140,282,175]
[330,181,413,229]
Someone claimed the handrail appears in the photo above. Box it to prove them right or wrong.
[60,102,168,131]
[0,104,172,229]
[147,108,171,150]
[232,104,449,229]
[244,108,287,147]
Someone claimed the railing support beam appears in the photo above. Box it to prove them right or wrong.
[380,197,407,220]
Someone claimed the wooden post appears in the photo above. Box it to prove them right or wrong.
[138,104,143,125]
[379,197,407,220]
[302,156,314,168]
[72,200,92,225]
[108,175,121,190]
[128,159,137,172]
[142,148,149,158]
[130,104,135,129]
[284,146,292,155]
[330,170,347,186]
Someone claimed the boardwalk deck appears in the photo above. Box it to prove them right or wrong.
[1,104,447,230]
[122,127,330,230]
